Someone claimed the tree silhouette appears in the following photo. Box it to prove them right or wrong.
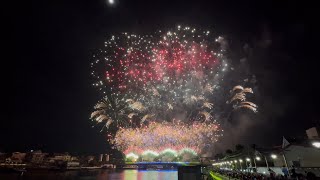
[235,144,244,151]
[225,149,233,155]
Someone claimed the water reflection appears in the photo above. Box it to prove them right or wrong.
[0,169,178,180]
[98,169,177,180]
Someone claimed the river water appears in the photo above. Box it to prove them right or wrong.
[0,169,178,180]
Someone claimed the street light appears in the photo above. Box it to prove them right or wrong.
[271,154,277,159]
[245,158,250,169]
[256,156,261,161]
[312,142,320,148]
[237,159,243,170]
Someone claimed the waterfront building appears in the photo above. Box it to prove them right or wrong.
[29,150,48,164]
[10,152,26,164]
[0,153,7,163]
[52,153,71,162]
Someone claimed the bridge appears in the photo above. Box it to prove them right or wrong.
[117,162,202,170]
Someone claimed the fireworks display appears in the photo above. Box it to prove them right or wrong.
[115,121,219,155]
[90,26,257,160]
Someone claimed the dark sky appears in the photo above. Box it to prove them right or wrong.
[5,0,318,153]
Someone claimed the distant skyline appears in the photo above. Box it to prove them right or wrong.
[6,0,317,153]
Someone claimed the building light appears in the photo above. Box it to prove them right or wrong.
[312,142,320,148]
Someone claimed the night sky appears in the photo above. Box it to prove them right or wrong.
[5,0,318,154]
